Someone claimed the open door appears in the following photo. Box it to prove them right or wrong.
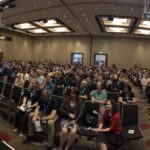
[94,53,108,67]
[71,52,84,66]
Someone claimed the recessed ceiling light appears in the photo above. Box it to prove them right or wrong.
[139,20,150,29]
[79,7,82,10]
[0,0,9,4]
[14,23,36,29]
[103,17,131,26]
[105,27,128,33]
[48,27,71,32]
[135,29,150,35]
[95,7,98,10]
[33,4,37,8]
[82,14,86,17]
[28,29,47,33]
[34,19,61,27]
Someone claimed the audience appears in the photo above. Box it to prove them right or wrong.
[0,59,149,150]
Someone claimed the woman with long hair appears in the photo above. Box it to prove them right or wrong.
[59,88,83,150]
[92,99,122,150]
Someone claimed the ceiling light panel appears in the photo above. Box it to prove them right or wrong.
[134,29,150,35]
[138,21,150,29]
[14,23,36,29]
[105,27,128,33]
[103,17,131,26]
[34,19,62,27]
[28,28,48,33]
[48,27,71,32]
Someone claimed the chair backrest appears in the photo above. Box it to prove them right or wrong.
[11,86,22,104]
[51,94,64,109]
[8,76,16,84]
[53,87,64,96]
[23,80,30,89]
[3,83,12,99]
[122,104,138,127]
[107,92,119,102]
[82,101,100,128]
[0,81,4,94]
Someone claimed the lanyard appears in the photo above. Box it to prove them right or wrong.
[43,99,51,114]
[80,88,86,95]
[30,90,35,100]
[125,93,130,101]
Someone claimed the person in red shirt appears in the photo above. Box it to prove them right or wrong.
[92,99,122,150]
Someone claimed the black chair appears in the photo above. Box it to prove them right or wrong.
[9,85,23,110]
[23,80,30,90]
[0,83,13,119]
[121,104,143,149]
[76,101,100,150]
[8,76,16,84]
[53,86,64,96]
[0,81,4,96]
[107,92,119,102]
[0,83,13,103]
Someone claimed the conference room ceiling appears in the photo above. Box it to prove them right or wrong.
[1,0,149,37]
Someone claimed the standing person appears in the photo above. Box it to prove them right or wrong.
[92,99,122,150]
[59,88,83,150]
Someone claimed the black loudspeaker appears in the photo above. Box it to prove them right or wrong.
[108,16,113,21]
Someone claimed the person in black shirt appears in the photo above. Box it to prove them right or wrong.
[59,88,83,150]
[23,90,58,150]
[13,79,42,137]
[119,86,136,104]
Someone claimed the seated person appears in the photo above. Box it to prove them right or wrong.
[119,86,136,104]
[92,99,122,150]
[43,76,55,94]
[23,90,58,150]
[91,81,107,104]
[13,79,42,137]
[59,88,83,150]
[79,80,90,101]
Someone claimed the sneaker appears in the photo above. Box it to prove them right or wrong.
[46,146,53,150]
[19,132,24,138]
[22,135,33,144]
[13,128,18,132]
